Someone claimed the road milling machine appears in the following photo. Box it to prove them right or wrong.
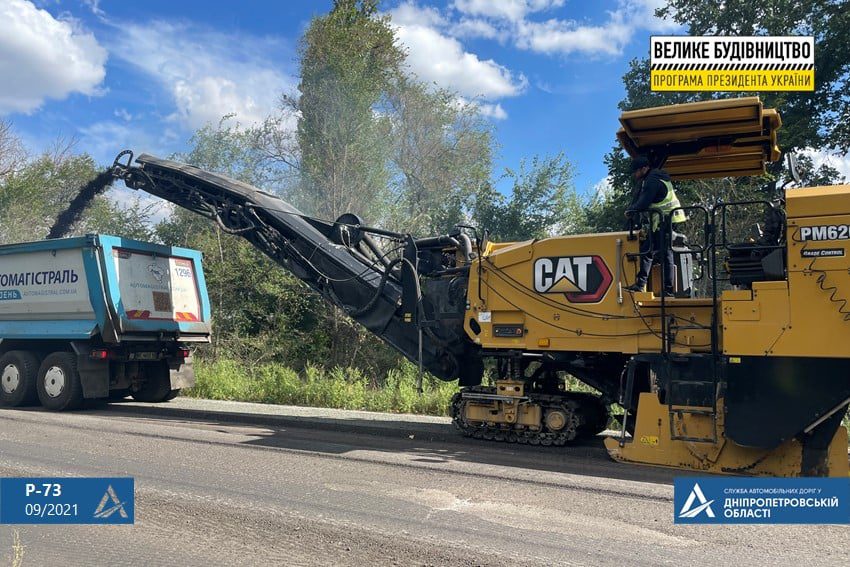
[111,97,850,477]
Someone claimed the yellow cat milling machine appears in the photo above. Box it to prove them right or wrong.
[112,97,850,477]
[459,97,849,477]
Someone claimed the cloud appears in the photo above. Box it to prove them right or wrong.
[388,2,526,116]
[454,97,508,120]
[801,148,850,183]
[515,16,631,56]
[0,0,107,114]
[448,18,509,42]
[592,176,614,197]
[80,0,105,18]
[78,120,157,164]
[452,0,565,23]
[109,21,295,130]
[390,1,446,27]
[453,0,680,57]
[476,102,508,120]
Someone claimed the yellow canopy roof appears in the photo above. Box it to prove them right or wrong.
[617,97,782,180]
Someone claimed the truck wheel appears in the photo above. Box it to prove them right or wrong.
[37,352,83,411]
[0,351,40,407]
[132,361,171,403]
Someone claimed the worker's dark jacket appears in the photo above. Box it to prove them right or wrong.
[628,168,673,212]
[627,168,684,231]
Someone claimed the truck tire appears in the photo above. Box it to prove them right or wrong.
[132,361,171,403]
[37,352,84,411]
[0,351,40,407]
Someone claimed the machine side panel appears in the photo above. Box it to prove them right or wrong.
[464,232,714,355]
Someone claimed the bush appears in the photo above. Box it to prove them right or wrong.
[185,358,457,416]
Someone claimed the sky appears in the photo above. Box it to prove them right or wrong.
[2,0,848,210]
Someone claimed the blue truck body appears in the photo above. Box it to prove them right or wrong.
[0,234,211,410]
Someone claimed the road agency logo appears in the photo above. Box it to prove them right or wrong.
[94,485,129,519]
[678,483,715,519]
[533,256,612,303]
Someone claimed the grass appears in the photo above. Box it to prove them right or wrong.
[184,358,458,416]
[185,358,850,430]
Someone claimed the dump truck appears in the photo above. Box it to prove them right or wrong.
[111,97,850,477]
[0,234,211,410]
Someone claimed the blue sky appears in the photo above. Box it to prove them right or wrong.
[3,0,686,200]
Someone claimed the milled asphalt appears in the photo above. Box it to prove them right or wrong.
[0,399,846,566]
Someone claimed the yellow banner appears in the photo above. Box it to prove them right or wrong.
[651,70,814,92]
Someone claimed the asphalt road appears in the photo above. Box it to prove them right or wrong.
[0,399,847,566]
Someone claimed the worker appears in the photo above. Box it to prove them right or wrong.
[624,156,686,294]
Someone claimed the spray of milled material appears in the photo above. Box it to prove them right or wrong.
[46,170,115,239]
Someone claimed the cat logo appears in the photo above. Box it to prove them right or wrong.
[533,256,613,303]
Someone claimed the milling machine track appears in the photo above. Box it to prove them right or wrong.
[450,386,610,446]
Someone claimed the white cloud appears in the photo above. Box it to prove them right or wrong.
[452,0,565,23]
[592,176,614,197]
[114,108,133,121]
[390,2,446,27]
[0,0,107,114]
[454,96,508,120]
[81,0,105,18]
[476,102,508,120]
[449,18,509,42]
[389,3,526,111]
[109,22,295,130]
[515,0,679,56]
[632,0,681,33]
[453,0,679,57]
[515,16,631,56]
[395,24,525,98]
[78,120,155,164]
[801,148,850,183]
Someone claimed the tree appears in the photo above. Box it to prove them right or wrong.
[589,0,849,235]
[385,81,493,235]
[0,119,26,181]
[295,0,405,222]
[0,146,153,244]
[158,120,325,367]
[659,0,850,153]
[472,154,588,242]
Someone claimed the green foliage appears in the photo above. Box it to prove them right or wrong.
[296,0,403,221]
[386,81,493,235]
[659,0,850,153]
[158,121,325,366]
[473,153,587,241]
[0,119,26,181]
[187,358,457,415]
[0,148,154,244]
[589,0,848,236]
